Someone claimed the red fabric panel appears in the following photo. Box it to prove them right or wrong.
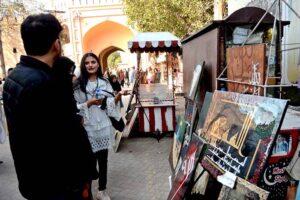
[149,107,155,132]
[138,108,145,132]
[161,107,167,132]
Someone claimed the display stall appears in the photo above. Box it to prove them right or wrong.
[127,32,181,135]
[181,6,290,101]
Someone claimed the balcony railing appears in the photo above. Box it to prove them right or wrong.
[70,0,122,6]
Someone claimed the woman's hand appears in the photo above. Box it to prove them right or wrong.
[119,90,130,95]
[114,93,122,103]
[87,97,103,107]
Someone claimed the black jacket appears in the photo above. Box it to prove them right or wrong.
[3,56,97,199]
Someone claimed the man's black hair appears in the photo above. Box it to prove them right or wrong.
[21,13,62,56]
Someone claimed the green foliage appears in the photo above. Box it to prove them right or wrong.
[0,0,43,32]
[123,0,214,38]
[0,0,43,77]
[107,51,121,70]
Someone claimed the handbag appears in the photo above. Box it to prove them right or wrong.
[109,116,125,132]
[100,89,125,132]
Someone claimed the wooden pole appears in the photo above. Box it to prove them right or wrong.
[0,0,6,77]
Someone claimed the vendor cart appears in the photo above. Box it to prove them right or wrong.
[127,32,181,135]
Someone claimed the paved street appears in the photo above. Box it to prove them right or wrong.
[0,95,184,200]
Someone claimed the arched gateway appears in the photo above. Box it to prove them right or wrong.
[59,0,135,71]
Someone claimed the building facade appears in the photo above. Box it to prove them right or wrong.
[44,0,136,72]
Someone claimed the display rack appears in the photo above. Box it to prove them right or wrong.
[217,0,300,98]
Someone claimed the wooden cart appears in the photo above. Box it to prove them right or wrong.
[126,32,181,135]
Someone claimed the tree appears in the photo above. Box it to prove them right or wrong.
[0,0,43,77]
[123,0,215,38]
[108,51,121,70]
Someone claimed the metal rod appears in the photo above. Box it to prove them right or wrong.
[242,0,278,46]
[282,0,300,19]
[278,0,283,85]
[217,78,294,88]
[281,47,300,52]
[217,64,228,79]
[265,1,279,86]
[281,43,300,46]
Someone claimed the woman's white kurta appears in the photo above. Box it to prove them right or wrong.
[74,78,121,153]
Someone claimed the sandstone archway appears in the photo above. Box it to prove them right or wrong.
[99,46,123,73]
[82,20,134,72]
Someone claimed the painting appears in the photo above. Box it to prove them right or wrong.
[188,62,205,100]
[200,91,287,184]
[227,44,266,95]
[168,133,207,200]
[218,177,269,200]
[170,116,188,171]
[191,163,210,195]
[189,103,199,136]
[184,99,194,124]
[271,133,292,156]
[258,130,299,199]
[174,124,191,176]
[196,92,213,133]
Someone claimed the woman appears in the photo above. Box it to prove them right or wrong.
[109,74,122,94]
[73,53,122,200]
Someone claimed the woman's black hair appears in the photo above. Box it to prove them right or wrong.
[76,52,106,94]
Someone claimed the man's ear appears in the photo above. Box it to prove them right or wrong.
[54,39,61,52]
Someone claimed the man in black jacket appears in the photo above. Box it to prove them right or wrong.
[3,14,97,200]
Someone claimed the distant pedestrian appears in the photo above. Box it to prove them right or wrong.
[0,101,7,165]
[3,13,96,200]
[109,74,122,93]
[118,69,125,87]
[129,66,136,84]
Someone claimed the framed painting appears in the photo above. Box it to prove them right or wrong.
[168,133,207,200]
[258,129,299,199]
[200,91,287,184]
[170,116,188,172]
[196,92,213,133]
[188,62,205,100]
[184,99,195,124]
[218,177,269,200]
[227,44,266,95]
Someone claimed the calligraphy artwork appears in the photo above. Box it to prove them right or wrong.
[258,130,299,199]
[259,158,290,199]
[227,44,266,95]
[168,133,206,200]
[200,91,287,184]
[218,177,269,200]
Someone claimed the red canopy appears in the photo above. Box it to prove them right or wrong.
[128,32,181,53]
